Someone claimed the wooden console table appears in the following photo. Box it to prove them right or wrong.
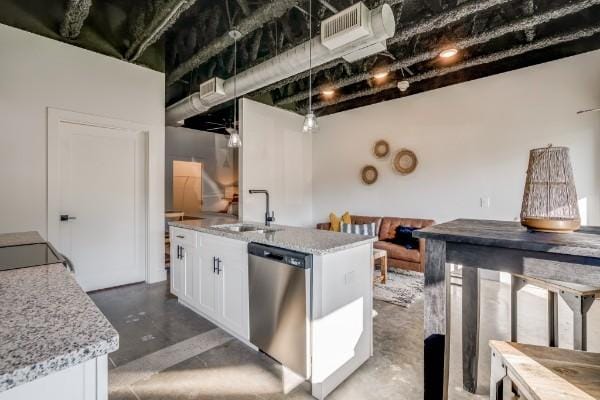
[413,219,600,400]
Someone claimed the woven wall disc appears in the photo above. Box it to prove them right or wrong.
[392,149,418,175]
[361,165,378,185]
[373,140,390,159]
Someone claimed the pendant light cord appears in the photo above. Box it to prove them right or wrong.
[233,35,237,130]
[308,0,312,114]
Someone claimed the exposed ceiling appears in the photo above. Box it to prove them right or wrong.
[2,0,600,130]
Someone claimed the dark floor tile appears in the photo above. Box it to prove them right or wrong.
[147,310,217,344]
[128,341,281,400]
[108,315,173,367]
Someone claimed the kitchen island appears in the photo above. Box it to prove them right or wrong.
[168,220,376,399]
[0,232,118,400]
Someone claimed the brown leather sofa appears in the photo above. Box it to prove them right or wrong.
[316,215,435,272]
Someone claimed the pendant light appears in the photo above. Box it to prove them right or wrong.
[302,0,318,133]
[227,29,242,148]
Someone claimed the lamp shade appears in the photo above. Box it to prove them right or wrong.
[520,145,580,232]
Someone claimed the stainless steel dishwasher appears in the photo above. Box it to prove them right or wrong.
[248,243,312,378]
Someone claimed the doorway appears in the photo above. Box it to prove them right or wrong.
[48,109,148,292]
[172,160,203,216]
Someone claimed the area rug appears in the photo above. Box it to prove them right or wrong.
[374,269,424,307]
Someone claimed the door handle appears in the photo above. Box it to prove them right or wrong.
[60,214,77,221]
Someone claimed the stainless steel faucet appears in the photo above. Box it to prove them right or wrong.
[248,189,275,226]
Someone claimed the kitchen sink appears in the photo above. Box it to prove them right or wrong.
[219,224,278,234]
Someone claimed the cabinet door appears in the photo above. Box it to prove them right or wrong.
[170,242,182,296]
[179,245,196,305]
[215,240,249,340]
[197,238,218,318]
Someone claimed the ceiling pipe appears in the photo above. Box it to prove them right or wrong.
[167,0,301,86]
[165,3,396,125]
[60,0,93,39]
[128,0,195,62]
[277,0,600,106]
[313,25,600,110]
[318,0,338,13]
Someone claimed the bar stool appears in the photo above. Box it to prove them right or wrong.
[511,274,599,351]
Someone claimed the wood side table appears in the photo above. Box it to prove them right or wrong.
[373,249,388,284]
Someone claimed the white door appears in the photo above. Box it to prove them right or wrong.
[55,121,146,291]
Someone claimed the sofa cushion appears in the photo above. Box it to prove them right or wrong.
[351,215,382,236]
[340,222,377,236]
[380,217,435,241]
[374,241,421,263]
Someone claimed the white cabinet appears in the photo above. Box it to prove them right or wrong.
[0,356,108,400]
[169,228,249,341]
[170,227,198,306]
[197,241,218,317]
[209,235,249,339]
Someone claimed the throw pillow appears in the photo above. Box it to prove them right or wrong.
[386,226,419,249]
[329,211,351,232]
[341,211,351,225]
[340,222,377,236]
[329,213,341,232]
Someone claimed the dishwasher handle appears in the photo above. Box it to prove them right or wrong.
[248,243,312,269]
[262,251,285,262]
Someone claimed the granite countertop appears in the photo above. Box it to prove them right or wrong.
[0,233,119,393]
[169,220,377,255]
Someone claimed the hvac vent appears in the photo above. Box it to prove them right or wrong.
[321,2,371,50]
[199,77,225,101]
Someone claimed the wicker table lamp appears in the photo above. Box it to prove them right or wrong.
[520,145,580,233]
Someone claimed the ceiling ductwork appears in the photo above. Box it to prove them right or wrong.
[165,2,395,126]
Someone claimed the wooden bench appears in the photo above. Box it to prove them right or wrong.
[489,340,600,400]
[462,272,600,393]
[511,274,600,351]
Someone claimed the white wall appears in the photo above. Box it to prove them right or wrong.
[0,24,166,282]
[240,99,313,227]
[166,126,238,215]
[313,49,600,226]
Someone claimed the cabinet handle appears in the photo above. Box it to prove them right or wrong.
[216,258,222,275]
[176,235,185,239]
[213,256,217,273]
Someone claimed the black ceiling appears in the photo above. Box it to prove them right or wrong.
[2,0,600,127]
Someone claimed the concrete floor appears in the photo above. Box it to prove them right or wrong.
[90,277,600,400]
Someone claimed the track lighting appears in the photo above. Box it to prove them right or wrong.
[439,48,458,59]
[373,70,389,80]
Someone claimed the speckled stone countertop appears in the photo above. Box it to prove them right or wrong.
[0,233,119,393]
[169,220,377,255]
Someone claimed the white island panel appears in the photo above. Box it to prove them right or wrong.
[311,243,373,400]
